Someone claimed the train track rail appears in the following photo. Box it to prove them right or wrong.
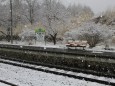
[0,44,115,78]
[0,55,115,79]
[0,57,115,86]
[0,79,17,86]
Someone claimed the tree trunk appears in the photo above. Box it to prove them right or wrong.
[53,37,56,45]
[7,35,11,42]
[50,33,57,45]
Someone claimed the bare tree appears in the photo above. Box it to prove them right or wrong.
[0,1,12,42]
[42,0,67,45]
[12,0,22,27]
[67,4,94,29]
[22,0,40,25]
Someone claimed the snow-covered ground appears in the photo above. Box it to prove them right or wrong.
[0,58,115,84]
[0,63,109,86]
[0,83,10,86]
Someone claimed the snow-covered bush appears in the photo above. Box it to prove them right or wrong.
[19,28,36,45]
[65,22,113,48]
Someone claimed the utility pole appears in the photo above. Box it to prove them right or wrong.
[10,0,13,44]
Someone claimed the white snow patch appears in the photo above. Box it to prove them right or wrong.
[0,83,10,86]
[0,63,108,86]
[0,58,115,84]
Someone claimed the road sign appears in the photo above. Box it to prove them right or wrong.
[35,28,45,41]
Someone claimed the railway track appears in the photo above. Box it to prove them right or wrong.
[0,44,115,85]
[0,79,17,86]
[0,44,115,78]
[0,55,115,79]
[0,57,115,86]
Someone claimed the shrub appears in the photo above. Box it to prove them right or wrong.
[65,22,113,48]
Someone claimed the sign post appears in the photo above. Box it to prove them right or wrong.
[35,28,46,45]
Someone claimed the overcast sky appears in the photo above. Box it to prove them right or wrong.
[60,0,115,14]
